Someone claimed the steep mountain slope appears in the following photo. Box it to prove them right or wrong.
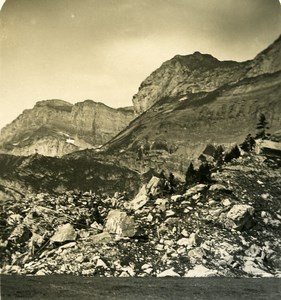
[100,36,281,174]
[0,100,134,157]
[246,34,281,77]
[103,71,281,173]
[0,152,140,196]
[132,54,249,115]
[132,35,280,115]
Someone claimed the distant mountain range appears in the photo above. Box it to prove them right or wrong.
[0,35,280,194]
[0,100,134,156]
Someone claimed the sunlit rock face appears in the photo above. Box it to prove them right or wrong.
[132,53,248,115]
[132,36,281,115]
[0,99,134,157]
[101,36,281,174]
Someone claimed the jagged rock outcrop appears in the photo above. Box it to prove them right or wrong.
[132,35,281,115]
[0,99,134,157]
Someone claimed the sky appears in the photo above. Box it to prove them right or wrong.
[0,0,280,130]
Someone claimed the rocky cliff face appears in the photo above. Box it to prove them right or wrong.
[132,35,281,115]
[246,35,281,77]
[0,100,134,156]
[104,71,281,174]
[71,100,134,146]
[103,36,281,174]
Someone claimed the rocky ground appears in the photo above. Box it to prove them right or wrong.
[1,143,281,278]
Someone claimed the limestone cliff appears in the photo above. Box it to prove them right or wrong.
[246,35,281,77]
[0,100,134,156]
[71,100,134,146]
[104,35,281,174]
[132,35,281,115]
[105,71,281,174]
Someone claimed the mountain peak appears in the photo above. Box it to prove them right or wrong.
[191,51,215,59]
[132,35,281,115]
[171,52,218,64]
[35,99,73,110]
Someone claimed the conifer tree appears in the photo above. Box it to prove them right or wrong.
[185,162,197,186]
[255,113,269,139]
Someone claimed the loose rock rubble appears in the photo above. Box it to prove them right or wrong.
[1,150,280,278]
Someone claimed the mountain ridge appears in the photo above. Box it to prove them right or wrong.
[0,99,134,157]
[132,34,281,115]
[103,71,281,175]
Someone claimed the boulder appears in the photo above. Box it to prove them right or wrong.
[146,176,161,196]
[35,269,48,276]
[105,210,136,237]
[245,244,261,258]
[91,232,112,244]
[120,265,135,277]
[128,176,161,210]
[187,232,202,247]
[128,185,149,210]
[185,265,218,277]
[209,184,230,192]
[157,268,180,277]
[243,260,273,277]
[185,184,207,197]
[171,195,182,202]
[222,198,232,206]
[8,225,32,244]
[177,238,190,246]
[226,204,254,230]
[50,223,77,243]
[155,198,168,211]
[96,258,108,269]
[59,242,77,249]
[177,232,202,247]
[187,247,205,262]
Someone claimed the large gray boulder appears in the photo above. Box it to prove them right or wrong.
[105,210,136,237]
[128,176,161,210]
[226,204,254,230]
[50,223,77,243]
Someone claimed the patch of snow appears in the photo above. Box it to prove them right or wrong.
[179,96,188,101]
[59,132,70,137]
[66,138,75,144]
